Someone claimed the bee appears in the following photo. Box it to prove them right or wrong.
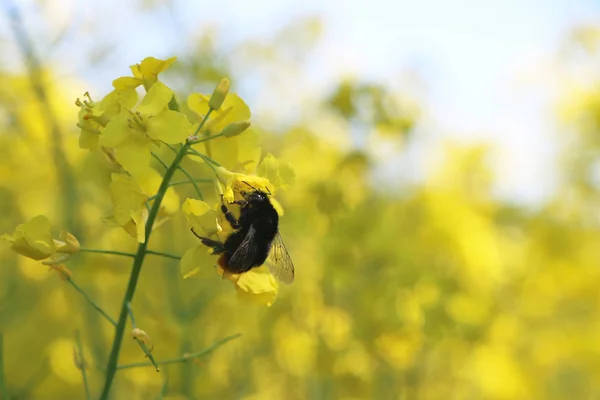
[191,182,295,284]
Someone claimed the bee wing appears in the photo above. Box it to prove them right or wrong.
[228,225,259,272]
[265,232,295,284]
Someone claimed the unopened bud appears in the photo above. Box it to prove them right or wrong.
[54,231,80,254]
[208,78,230,110]
[222,121,251,138]
[132,328,153,350]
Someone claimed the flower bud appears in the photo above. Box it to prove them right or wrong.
[208,78,230,110]
[222,121,251,138]
[54,231,80,254]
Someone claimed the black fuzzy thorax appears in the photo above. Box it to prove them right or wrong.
[221,192,279,273]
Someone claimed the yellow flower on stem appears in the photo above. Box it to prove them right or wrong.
[2,215,56,260]
[99,82,193,177]
[112,56,177,91]
[76,89,138,150]
[2,215,80,262]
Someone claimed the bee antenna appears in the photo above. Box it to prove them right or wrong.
[242,181,258,191]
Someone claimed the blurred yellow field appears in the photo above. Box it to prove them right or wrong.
[2,2,600,399]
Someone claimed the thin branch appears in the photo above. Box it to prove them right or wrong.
[176,166,204,200]
[79,248,136,258]
[151,152,169,170]
[116,334,241,370]
[75,331,91,400]
[146,250,182,260]
[168,178,212,187]
[67,278,117,327]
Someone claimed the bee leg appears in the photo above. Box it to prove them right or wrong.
[190,229,225,253]
[220,195,241,229]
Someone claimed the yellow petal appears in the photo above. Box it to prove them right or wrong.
[147,110,192,144]
[2,215,56,260]
[99,113,130,148]
[187,93,210,117]
[114,135,152,177]
[257,153,296,191]
[112,76,143,90]
[97,88,139,117]
[233,266,279,306]
[138,56,177,80]
[108,173,148,227]
[180,245,209,279]
[137,82,173,116]
[215,167,275,200]
[182,198,219,237]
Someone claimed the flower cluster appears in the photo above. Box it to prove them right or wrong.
[6,56,294,305]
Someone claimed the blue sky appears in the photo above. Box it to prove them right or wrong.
[4,0,600,205]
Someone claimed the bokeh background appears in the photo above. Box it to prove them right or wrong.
[2,0,600,399]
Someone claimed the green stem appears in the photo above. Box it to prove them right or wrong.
[192,110,213,137]
[151,152,169,170]
[116,334,241,370]
[79,248,136,258]
[146,250,182,260]
[126,302,136,328]
[189,132,223,145]
[186,148,221,172]
[67,278,117,327]
[0,332,9,400]
[168,179,212,187]
[76,331,91,400]
[177,166,204,200]
[99,143,190,400]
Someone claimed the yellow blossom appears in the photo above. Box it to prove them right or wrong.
[215,166,274,203]
[219,265,279,307]
[2,216,80,267]
[3,215,56,260]
[182,198,220,237]
[112,56,177,90]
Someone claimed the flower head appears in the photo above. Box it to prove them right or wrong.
[112,56,177,91]
[2,215,79,262]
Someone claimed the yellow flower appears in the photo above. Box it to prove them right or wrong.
[2,215,56,260]
[2,216,80,262]
[182,198,220,238]
[106,173,148,243]
[76,89,138,150]
[112,56,177,90]
[219,265,279,307]
[215,166,274,204]
[99,82,192,178]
